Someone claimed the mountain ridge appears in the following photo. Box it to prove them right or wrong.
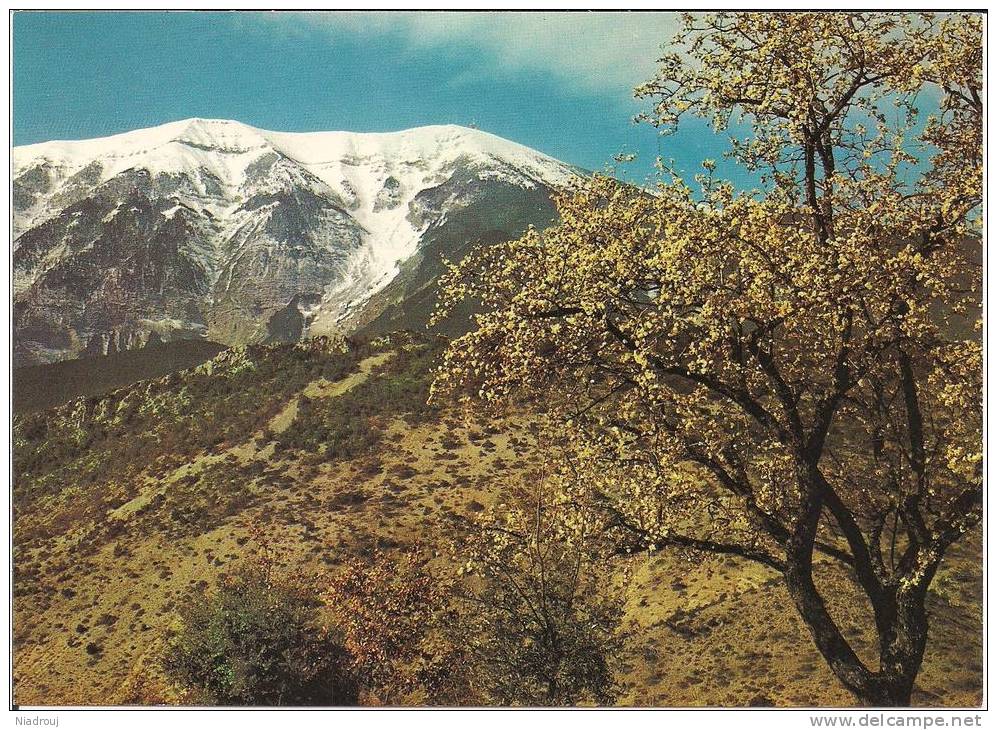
[13,119,576,366]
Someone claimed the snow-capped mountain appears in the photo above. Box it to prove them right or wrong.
[13,118,576,366]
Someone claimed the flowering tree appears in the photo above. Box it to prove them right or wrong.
[431,12,981,706]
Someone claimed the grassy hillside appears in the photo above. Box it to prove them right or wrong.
[11,335,982,706]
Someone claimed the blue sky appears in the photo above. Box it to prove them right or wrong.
[13,11,746,184]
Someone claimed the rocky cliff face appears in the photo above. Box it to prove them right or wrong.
[13,119,576,366]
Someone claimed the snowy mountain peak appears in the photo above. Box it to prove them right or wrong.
[13,119,577,365]
[172,118,270,151]
[14,119,574,186]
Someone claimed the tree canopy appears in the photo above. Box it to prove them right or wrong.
[431,11,982,706]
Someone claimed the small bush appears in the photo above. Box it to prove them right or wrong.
[163,549,356,706]
[325,550,470,706]
[450,486,629,706]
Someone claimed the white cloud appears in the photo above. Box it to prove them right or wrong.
[267,11,685,96]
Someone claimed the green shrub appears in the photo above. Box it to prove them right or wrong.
[163,557,356,706]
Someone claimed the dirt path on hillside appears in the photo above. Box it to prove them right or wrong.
[109,350,396,520]
[264,351,395,439]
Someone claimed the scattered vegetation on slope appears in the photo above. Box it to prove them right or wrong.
[11,331,981,708]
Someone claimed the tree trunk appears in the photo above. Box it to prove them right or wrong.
[783,567,929,705]
[783,546,879,702]
[873,568,936,706]
[782,499,934,707]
